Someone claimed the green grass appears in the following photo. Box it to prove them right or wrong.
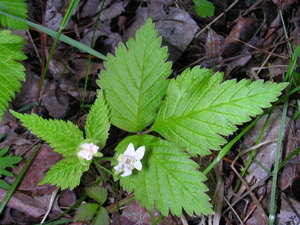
[268,45,299,225]
[0,11,106,60]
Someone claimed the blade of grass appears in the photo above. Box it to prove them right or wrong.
[268,87,289,224]
[0,11,106,61]
[284,45,300,82]
[234,110,273,192]
[292,100,300,120]
[36,0,80,102]
[268,45,299,224]
[17,102,39,112]
[279,146,300,170]
[233,42,299,191]
[0,144,40,214]
[153,215,164,225]
[287,82,300,96]
[40,219,72,225]
[81,0,105,105]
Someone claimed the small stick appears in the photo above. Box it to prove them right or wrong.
[195,0,240,38]
[243,195,264,223]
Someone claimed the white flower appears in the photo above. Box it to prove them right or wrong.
[77,142,99,160]
[114,143,145,177]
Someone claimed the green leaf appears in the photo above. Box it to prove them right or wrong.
[98,18,172,132]
[0,153,22,167]
[0,30,26,122]
[0,147,22,190]
[0,0,28,29]
[114,135,212,216]
[85,184,107,205]
[292,100,300,120]
[0,179,10,189]
[74,203,99,222]
[193,0,215,18]
[152,67,288,156]
[39,157,90,190]
[92,207,110,225]
[0,147,9,157]
[85,90,110,148]
[11,111,84,157]
[0,168,13,177]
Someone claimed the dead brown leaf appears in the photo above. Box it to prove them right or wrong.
[123,0,199,62]
[222,18,261,58]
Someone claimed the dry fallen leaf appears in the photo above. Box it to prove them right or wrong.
[123,0,199,62]
[242,109,296,187]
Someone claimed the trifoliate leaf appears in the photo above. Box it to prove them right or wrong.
[193,0,215,18]
[85,90,110,148]
[74,203,99,222]
[0,0,28,29]
[152,67,288,156]
[98,18,172,132]
[11,111,84,157]
[39,157,89,190]
[0,30,26,122]
[92,207,110,225]
[114,135,212,216]
[85,184,107,205]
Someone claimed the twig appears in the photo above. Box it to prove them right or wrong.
[195,0,240,38]
[106,193,134,213]
[243,195,264,223]
[230,140,278,222]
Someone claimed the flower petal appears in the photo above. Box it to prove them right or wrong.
[135,146,145,160]
[121,167,132,177]
[77,150,93,160]
[124,143,136,157]
[77,150,86,157]
[80,143,90,149]
[91,145,99,154]
[114,163,124,172]
[133,160,142,170]
[85,154,93,160]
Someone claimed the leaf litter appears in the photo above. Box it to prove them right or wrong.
[1,0,299,224]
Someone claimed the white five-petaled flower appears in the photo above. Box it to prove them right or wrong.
[114,143,145,177]
[77,143,99,160]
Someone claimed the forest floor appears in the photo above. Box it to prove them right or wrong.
[0,0,300,224]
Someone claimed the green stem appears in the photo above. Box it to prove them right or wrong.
[98,157,116,162]
[93,161,114,175]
